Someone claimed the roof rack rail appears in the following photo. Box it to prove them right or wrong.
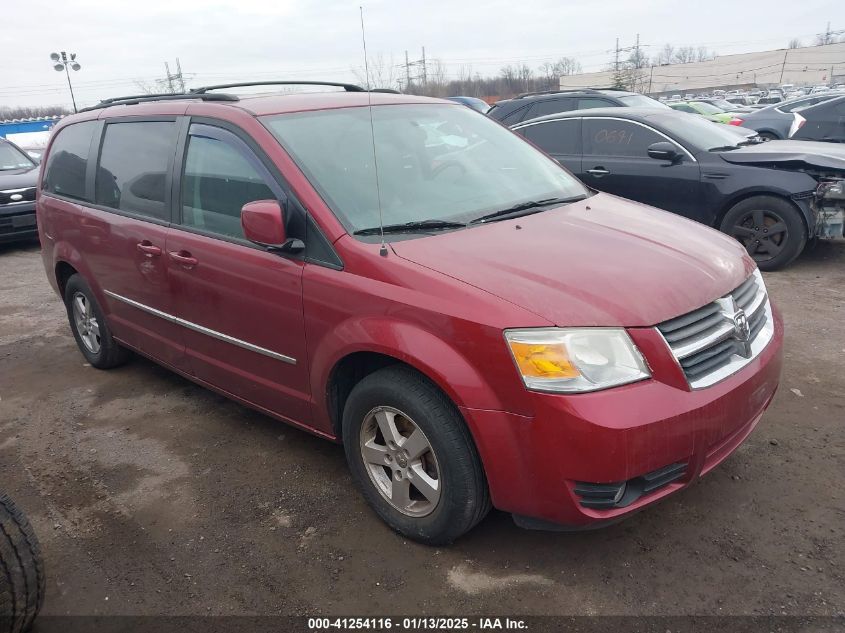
[515,88,603,99]
[190,81,365,94]
[79,92,239,113]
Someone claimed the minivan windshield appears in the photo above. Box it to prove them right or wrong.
[263,104,588,235]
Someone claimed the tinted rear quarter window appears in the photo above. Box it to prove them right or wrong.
[577,98,615,110]
[95,121,175,220]
[522,120,580,155]
[529,99,573,118]
[43,121,97,200]
[499,106,530,125]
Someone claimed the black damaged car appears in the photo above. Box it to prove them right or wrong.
[512,108,845,270]
[0,137,39,244]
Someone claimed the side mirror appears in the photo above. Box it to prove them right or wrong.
[647,141,682,163]
[241,200,304,253]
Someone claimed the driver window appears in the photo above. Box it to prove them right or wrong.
[181,134,275,239]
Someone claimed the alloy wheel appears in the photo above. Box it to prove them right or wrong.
[359,406,441,517]
[730,208,789,263]
[72,292,101,354]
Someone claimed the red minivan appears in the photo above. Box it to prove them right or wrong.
[36,83,783,543]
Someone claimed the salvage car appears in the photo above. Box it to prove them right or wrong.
[789,94,845,143]
[667,100,742,125]
[37,83,782,543]
[0,137,40,243]
[487,88,667,125]
[513,107,845,269]
[737,93,843,139]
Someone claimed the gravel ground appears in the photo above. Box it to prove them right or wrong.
[0,239,843,618]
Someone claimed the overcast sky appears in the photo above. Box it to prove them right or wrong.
[0,0,841,109]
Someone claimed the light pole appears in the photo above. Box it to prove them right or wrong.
[51,51,81,113]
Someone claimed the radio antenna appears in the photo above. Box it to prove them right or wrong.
[359,5,388,257]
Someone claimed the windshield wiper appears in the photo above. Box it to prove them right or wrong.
[353,219,467,236]
[469,195,587,225]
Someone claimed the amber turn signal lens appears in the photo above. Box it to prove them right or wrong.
[508,342,580,379]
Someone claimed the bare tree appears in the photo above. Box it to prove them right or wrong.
[788,38,802,49]
[695,46,716,62]
[351,53,401,91]
[673,46,696,64]
[539,57,582,89]
[0,105,70,119]
[655,44,674,65]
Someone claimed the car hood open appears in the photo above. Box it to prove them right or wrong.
[391,193,753,327]
[718,140,845,172]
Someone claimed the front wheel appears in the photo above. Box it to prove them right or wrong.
[720,196,807,271]
[342,366,490,544]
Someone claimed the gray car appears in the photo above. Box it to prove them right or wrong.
[738,93,844,139]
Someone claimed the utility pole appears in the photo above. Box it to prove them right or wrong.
[50,51,81,113]
[400,48,427,93]
[421,46,427,86]
[779,49,788,84]
[175,58,185,92]
[614,38,620,75]
[163,59,186,93]
[164,62,176,92]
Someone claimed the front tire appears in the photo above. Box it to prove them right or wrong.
[64,274,130,369]
[0,494,45,633]
[342,366,490,544]
[720,195,807,271]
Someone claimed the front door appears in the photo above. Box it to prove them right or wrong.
[580,117,703,221]
[167,122,311,424]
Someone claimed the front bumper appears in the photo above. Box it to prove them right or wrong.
[461,307,784,529]
[0,201,38,243]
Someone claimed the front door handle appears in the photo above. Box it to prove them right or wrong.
[136,241,162,257]
[169,250,198,269]
[586,167,610,177]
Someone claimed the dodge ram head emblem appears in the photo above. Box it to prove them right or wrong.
[733,309,750,342]
[732,309,753,357]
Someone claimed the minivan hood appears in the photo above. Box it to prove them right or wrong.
[392,193,752,327]
[719,140,845,172]
[0,166,39,189]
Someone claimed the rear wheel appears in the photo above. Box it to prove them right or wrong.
[756,131,779,141]
[0,494,45,633]
[720,196,807,271]
[342,366,490,544]
[64,274,130,369]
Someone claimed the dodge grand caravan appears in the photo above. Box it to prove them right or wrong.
[36,83,783,543]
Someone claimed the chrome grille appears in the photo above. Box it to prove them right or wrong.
[657,270,774,389]
[0,187,36,206]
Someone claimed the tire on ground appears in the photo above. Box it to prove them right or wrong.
[342,365,491,545]
[720,195,807,271]
[0,494,45,633]
[63,274,130,369]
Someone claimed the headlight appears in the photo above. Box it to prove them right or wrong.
[504,328,650,393]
